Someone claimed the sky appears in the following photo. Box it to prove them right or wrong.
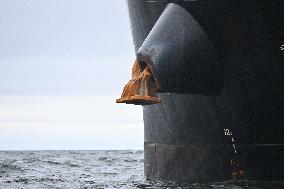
[0,0,144,150]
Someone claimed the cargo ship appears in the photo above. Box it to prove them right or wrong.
[117,0,284,183]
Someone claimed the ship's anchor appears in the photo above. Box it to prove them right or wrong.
[116,59,160,105]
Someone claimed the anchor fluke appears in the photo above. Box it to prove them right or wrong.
[116,59,160,105]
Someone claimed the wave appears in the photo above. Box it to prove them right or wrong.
[0,159,23,172]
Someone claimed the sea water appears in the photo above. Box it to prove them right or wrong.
[0,150,283,189]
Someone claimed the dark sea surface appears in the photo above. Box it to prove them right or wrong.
[0,151,283,189]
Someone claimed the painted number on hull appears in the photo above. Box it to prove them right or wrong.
[224,129,232,136]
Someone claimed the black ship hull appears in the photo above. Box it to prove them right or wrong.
[126,0,284,182]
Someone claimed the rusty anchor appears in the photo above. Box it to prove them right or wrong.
[116,59,160,105]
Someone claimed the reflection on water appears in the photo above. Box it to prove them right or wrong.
[0,151,283,189]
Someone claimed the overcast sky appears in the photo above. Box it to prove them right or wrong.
[0,0,134,95]
[0,0,144,150]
